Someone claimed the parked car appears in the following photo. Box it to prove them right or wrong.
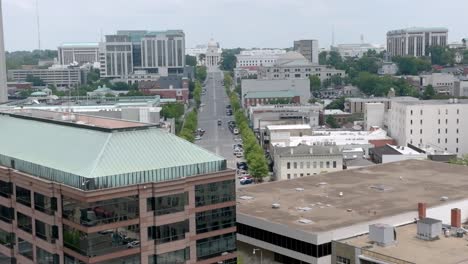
[195,135,202,140]
[237,162,248,170]
[233,128,239,135]
[240,177,253,185]
[226,105,231,109]
[234,151,243,158]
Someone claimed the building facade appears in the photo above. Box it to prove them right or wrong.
[241,78,310,105]
[257,52,345,83]
[293,40,319,64]
[332,43,385,58]
[387,99,468,155]
[0,111,237,264]
[235,49,285,68]
[7,68,85,87]
[205,39,221,69]
[386,27,448,57]
[58,43,100,65]
[345,96,419,114]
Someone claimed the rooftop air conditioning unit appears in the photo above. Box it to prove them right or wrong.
[369,223,396,246]
[272,203,280,209]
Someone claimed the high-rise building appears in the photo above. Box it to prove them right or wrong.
[100,30,185,80]
[0,110,237,264]
[58,43,100,65]
[293,39,319,64]
[386,27,448,57]
[0,0,7,103]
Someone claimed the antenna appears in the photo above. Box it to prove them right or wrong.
[36,0,41,50]
[331,25,335,48]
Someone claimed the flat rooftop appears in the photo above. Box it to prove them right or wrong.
[346,97,418,102]
[395,99,468,105]
[267,124,311,130]
[341,223,468,264]
[237,160,468,233]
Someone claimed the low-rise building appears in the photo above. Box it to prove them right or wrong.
[241,79,310,106]
[454,79,468,97]
[345,96,419,114]
[322,109,351,126]
[237,159,468,264]
[369,144,427,164]
[7,67,87,87]
[139,76,190,103]
[419,72,456,95]
[249,104,321,132]
[332,43,384,58]
[273,144,342,180]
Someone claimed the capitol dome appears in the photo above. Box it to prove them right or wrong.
[208,39,218,48]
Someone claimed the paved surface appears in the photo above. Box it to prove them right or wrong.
[196,69,240,170]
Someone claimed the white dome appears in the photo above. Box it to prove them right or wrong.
[208,39,218,48]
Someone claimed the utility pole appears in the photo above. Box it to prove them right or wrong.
[36,0,41,50]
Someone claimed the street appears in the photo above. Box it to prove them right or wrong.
[196,69,239,170]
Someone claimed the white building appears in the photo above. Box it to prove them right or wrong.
[378,62,398,75]
[387,99,468,155]
[345,96,419,114]
[186,43,222,66]
[454,80,468,97]
[241,78,310,105]
[369,144,427,164]
[235,49,285,68]
[333,43,385,58]
[419,73,456,95]
[0,0,6,103]
[387,27,448,57]
[364,103,385,130]
[273,144,343,181]
[257,52,346,83]
[58,43,100,65]
[294,39,319,64]
[249,104,321,131]
[7,67,85,87]
[205,39,221,70]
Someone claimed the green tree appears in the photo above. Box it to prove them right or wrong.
[449,155,468,166]
[429,46,454,66]
[309,75,321,91]
[161,103,185,119]
[6,50,57,70]
[325,115,340,128]
[325,97,345,110]
[25,74,45,86]
[185,55,197,67]
[124,89,144,96]
[327,51,343,68]
[393,57,431,75]
[195,66,207,82]
[111,82,130,91]
[319,51,328,65]
[330,75,342,86]
[193,81,202,107]
[422,85,436,100]
[220,48,241,71]
[87,68,100,84]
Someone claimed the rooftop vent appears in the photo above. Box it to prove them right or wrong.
[239,196,254,200]
[440,196,449,201]
[298,219,313,224]
[370,184,393,192]
[369,224,396,247]
[272,203,281,209]
[295,188,305,192]
[316,182,328,187]
[417,218,442,241]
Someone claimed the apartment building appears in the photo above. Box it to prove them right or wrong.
[387,27,448,57]
[0,110,236,264]
[58,43,100,65]
[257,52,345,83]
[7,68,86,87]
[237,160,468,264]
[387,99,468,155]
[272,144,343,180]
[293,40,319,64]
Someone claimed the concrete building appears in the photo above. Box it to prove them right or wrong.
[7,68,86,87]
[369,144,427,164]
[0,0,7,104]
[100,30,185,80]
[419,72,456,95]
[387,27,448,57]
[378,62,398,75]
[332,43,385,58]
[257,52,345,83]
[0,110,237,264]
[186,43,222,66]
[387,99,468,155]
[454,79,468,97]
[205,39,221,69]
[322,109,351,126]
[293,40,319,64]
[58,43,100,65]
[364,102,385,130]
[241,79,310,106]
[272,144,343,180]
[345,96,419,114]
[248,104,321,131]
[237,160,468,264]
[138,76,190,103]
[235,49,285,68]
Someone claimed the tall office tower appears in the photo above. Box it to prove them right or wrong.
[293,39,319,64]
[99,35,133,78]
[387,27,448,57]
[0,0,7,103]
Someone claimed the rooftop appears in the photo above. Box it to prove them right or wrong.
[60,42,99,48]
[387,27,449,34]
[0,111,225,190]
[341,223,468,264]
[394,99,468,106]
[266,124,312,130]
[324,109,350,115]
[244,90,296,99]
[237,160,468,233]
[346,96,419,102]
[275,145,342,157]
[274,51,311,66]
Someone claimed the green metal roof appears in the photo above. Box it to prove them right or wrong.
[0,113,225,190]
[244,90,296,99]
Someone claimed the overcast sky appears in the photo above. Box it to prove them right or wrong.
[4,0,467,51]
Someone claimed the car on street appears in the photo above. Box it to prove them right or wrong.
[200,103,206,107]
[234,151,243,158]
[237,161,248,170]
[240,176,253,185]
[233,128,239,135]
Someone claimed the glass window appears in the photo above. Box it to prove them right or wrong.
[148,220,188,244]
[35,219,58,243]
[287,162,290,169]
[18,238,33,260]
[196,206,235,234]
[300,162,304,169]
[16,186,31,207]
[196,233,236,261]
[35,192,57,215]
[195,180,235,207]
[333,161,337,168]
[37,247,59,264]
[149,248,190,264]
[0,227,14,248]
[0,205,13,223]
[17,212,33,233]
[0,180,12,198]
[326,161,330,168]
[147,192,188,216]
[293,162,297,169]
[62,195,139,227]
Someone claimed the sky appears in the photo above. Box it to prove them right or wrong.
[3,0,468,51]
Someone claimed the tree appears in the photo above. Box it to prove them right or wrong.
[449,155,468,166]
[161,103,185,119]
[325,97,345,110]
[309,75,321,91]
[325,115,340,128]
[422,85,435,100]
[319,51,328,65]
[195,66,207,82]
[220,48,241,71]
[198,54,206,65]
[393,57,431,75]
[429,46,454,66]
[25,74,45,86]
[87,68,100,84]
[327,51,343,68]
[124,89,144,96]
[330,75,342,86]
[193,81,203,107]
[6,50,57,70]
[111,82,130,91]
[185,55,197,67]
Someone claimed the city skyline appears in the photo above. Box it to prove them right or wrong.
[4,0,468,51]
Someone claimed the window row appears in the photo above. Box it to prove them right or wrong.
[196,232,236,261]
[287,161,337,169]
[148,247,190,264]
[195,180,235,207]
[0,181,57,215]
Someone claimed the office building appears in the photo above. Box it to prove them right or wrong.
[257,52,345,83]
[7,68,86,87]
[100,30,185,80]
[241,79,310,106]
[387,27,448,57]
[345,96,419,114]
[0,110,237,264]
[248,104,321,131]
[58,43,100,65]
[369,144,427,164]
[0,0,7,103]
[387,99,468,155]
[235,49,285,68]
[272,144,343,180]
[332,43,385,58]
[237,160,468,264]
[293,40,319,64]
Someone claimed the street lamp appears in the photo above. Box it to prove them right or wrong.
[253,248,263,264]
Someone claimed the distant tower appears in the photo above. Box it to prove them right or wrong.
[0,0,8,103]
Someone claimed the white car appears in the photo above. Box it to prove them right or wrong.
[233,128,239,135]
